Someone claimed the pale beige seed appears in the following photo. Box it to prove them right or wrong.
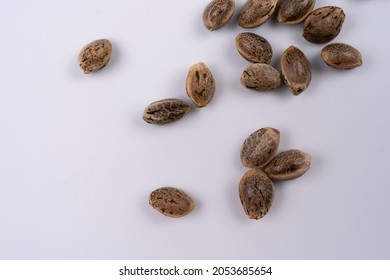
[276,0,316,24]
[235,32,273,64]
[149,187,195,218]
[78,39,112,73]
[238,0,277,28]
[203,0,235,31]
[280,45,311,96]
[143,98,191,125]
[239,169,275,220]
[241,127,280,168]
[186,62,215,107]
[321,43,363,70]
[264,149,311,180]
[241,63,281,91]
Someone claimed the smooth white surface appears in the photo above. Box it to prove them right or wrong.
[0,0,389,259]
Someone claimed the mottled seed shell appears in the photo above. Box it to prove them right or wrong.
[238,0,277,28]
[303,6,345,44]
[241,127,280,168]
[149,187,195,218]
[276,0,316,24]
[280,45,312,96]
[186,62,215,107]
[264,149,311,180]
[241,63,281,91]
[321,43,363,70]
[239,169,275,220]
[236,32,273,64]
[78,39,112,73]
[203,0,235,31]
[143,98,191,125]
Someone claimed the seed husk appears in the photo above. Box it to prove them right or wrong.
[238,0,277,28]
[78,39,112,74]
[143,98,191,125]
[264,149,311,180]
[321,43,363,70]
[280,45,312,96]
[186,62,215,107]
[276,0,316,24]
[149,187,195,218]
[239,169,275,220]
[241,63,281,91]
[203,0,235,31]
[235,32,273,64]
[241,127,280,168]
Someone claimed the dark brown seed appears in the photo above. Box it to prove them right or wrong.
[78,39,112,73]
[203,0,235,31]
[241,127,280,168]
[303,6,345,44]
[239,169,275,220]
[276,0,316,24]
[280,45,312,96]
[264,149,311,180]
[238,0,277,28]
[186,62,215,107]
[240,63,281,91]
[235,32,273,64]
[149,187,195,218]
[143,98,191,125]
[321,43,363,70]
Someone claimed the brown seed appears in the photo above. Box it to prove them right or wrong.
[203,0,235,31]
[240,63,281,91]
[78,39,112,74]
[264,149,311,180]
[303,6,345,44]
[143,98,191,125]
[280,45,312,96]
[241,127,280,168]
[186,62,215,107]
[321,43,363,70]
[238,0,277,28]
[239,169,275,220]
[276,0,316,24]
[235,32,273,64]
[149,187,195,218]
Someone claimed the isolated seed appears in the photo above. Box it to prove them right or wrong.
[238,0,277,28]
[203,0,235,31]
[241,127,280,168]
[303,6,345,44]
[78,39,112,74]
[281,45,311,96]
[276,0,316,24]
[239,169,275,220]
[149,187,195,218]
[143,98,191,125]
[241,63,281,91]
[235,32,273,64]
[264,149,311,180]
[186,62,215,107]
[321,43,363,70]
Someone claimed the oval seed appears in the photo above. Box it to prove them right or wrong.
[149,187,195,218]
[235,32,273,64]
[276,0,316,24]
[186,62,215,107]
[238,0,277,28]
[240,63,281,91]
[143,98,191,125]
[203,0,235,31]
[78,39,112,74]
[321,43,363,70]
[239,169,275,220]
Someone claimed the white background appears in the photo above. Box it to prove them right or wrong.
[0,0,389,259]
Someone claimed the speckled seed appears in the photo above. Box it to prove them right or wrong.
[280,45,312,96]
[78,39,112,73]
[264,149,311,180]
[238,0,277,28]
[203,0,235,31]
[186,62,215,107]
[321,43,363,70]
[149,187,195,218]
[240,63,281,91]
[241,127,280,168]
[303,6,345,44]
[276,0,316,24]
[143,98,191,125]
[239,169,275,220]
[235,32,273,64]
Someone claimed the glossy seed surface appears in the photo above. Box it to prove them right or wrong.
[186,62,215,107]
[203,0,235,31]
[238,0,277,28]
[321,43,363,70]
[78,39,112,73]
[236,32,273,64]
[143,98,191,125]
[276,0,316,24]
[240,63,281,91]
